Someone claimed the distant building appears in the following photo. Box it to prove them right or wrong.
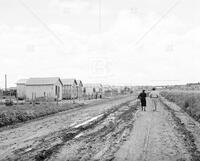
[102,85,119,97]
[187,82,200,86]
[7,87,17,97]
[186,82,200,90]
[62,79,77,99]
[77,80,83,99]
[83,84,103,99]
[16,79,28,99]
[102,85,112,97]
[26,77,63,101]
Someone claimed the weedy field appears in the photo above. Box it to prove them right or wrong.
[161,90,200,123]
[0,102,78,128]
[0,96,125,128]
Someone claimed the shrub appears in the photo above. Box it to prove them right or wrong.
[184,101,189,109]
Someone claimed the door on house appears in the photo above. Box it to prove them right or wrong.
[55,86,60,99]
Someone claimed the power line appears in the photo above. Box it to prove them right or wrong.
[18,0,64,46]
[134,0,181,46]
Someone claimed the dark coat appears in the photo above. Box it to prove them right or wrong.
[138,92,147,106]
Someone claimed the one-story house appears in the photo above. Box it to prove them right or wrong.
[16,79,28,99]
[62,79,77,99]
[83,83,103,99]
[25,77,63,101]
[102,85,120,97]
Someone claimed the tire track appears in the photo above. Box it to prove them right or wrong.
[2,100,138,161]
[0,96,135,161]
[142,112,152,161]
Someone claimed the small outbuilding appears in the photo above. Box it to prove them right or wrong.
[25,77,63,101]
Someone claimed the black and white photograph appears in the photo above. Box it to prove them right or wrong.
[0,0,200,160]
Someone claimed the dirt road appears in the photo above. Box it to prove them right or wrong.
[1,96,200,161]
[0,96,135,161]
[114,98,200,161]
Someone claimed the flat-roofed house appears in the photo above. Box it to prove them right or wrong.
[26,77,63,101]
[16,79,27,100]
[62,79,77,99]
[77,80,83,99]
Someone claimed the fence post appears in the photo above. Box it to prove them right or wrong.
[33,92,36,106]
[16,92,18,106]
[32,92,33,106]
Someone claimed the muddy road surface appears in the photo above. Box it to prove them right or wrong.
[0,96,137,161]
[1,96,200,161]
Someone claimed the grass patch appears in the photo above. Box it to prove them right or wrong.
[161,90,200,123]
[0,95,132,129]
[0,102,80,128]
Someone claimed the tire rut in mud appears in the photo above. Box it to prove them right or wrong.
[48,101,139,161]
[3,100,138,161]
[161,100,200,161]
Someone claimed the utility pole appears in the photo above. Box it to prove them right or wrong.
[5,74,7,91]
[77,86,79,101]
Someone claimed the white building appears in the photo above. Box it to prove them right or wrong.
[62,79,77,99]
[16,79,27,99]
[83,83,103,99]
[25,77,63,101]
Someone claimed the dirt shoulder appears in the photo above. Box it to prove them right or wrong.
[161,97,200,160]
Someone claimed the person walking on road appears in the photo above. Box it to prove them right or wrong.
[149,88,159,111]
[138,90,147,111]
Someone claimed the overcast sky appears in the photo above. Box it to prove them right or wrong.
[0,0,200,87]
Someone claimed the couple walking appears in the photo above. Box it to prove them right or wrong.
[138,88,159,111]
